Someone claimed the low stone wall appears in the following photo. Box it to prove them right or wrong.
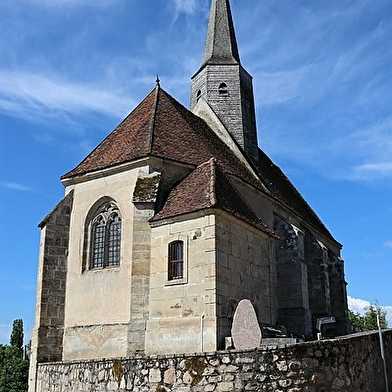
[33,330,391,392]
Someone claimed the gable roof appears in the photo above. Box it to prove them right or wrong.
[61,86,260,190]
[152,158,276,237]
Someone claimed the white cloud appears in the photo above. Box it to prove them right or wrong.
[348,296,392,327]
[257,68,307,105]
[246,0,392,186]
[172,0,201,15]
[25,0,118,8]
[0,70,133,122]
[347,296,371,315]
[170,0,208,24]
[349,162,392,182]
[384,242,392,249]
[1,182,31,192]
[261,108,392,184]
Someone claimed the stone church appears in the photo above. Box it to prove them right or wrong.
[29,0,349,387]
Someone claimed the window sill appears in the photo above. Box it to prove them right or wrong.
[165,277,187,286]
[83,265,121,274]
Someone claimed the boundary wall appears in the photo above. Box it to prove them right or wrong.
[33,330,392,392]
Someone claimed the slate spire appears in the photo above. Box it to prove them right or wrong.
[191,0,259,162]
[203,0,240,66]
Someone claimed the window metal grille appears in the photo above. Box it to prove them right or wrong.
[92,220,105,268]
[108,215,121,267]
[89,203,121,269]
[168,241,184,280]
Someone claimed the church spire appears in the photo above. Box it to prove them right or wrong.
[203,0,240,66]
[191,0,259,162]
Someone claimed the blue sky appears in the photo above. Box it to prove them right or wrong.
[0,0,391,344]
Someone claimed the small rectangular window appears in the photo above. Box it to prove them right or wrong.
[168,241,184,280]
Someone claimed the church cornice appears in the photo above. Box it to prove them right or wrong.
[61,156,195,187]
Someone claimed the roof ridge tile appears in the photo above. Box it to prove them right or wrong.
[209,158,217,206]
[148,85,160,154]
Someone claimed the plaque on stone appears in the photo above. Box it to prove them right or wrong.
[231,299,262,350]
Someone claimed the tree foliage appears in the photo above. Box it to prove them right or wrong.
[349,304,388,333]
[10,319,24,350]
[0,319,29,392]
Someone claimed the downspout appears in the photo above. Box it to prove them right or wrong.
[200,314,205,352]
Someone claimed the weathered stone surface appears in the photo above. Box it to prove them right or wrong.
[231,299,262,350]
[33,330,392,392]
[164,368,176,385]
[149,368,161,383]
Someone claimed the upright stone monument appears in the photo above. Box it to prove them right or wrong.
[231,299,262,350]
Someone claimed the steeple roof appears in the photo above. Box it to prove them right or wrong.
[202,0,240,66]
[61,86,259,189]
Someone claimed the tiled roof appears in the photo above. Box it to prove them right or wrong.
[62,85,336,243]
[61,89,156,179]
[62,86,259,190]
[254,149,336,242]
[152,158,276,237]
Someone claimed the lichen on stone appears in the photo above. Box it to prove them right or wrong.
[133,172,161,203]
[112,360,124,386]
[184,358,207,386]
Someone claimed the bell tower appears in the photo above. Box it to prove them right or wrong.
[191,0,258,162]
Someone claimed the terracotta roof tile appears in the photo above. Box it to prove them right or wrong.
[61,89,157,179]
[61,85,336,243]
[152,158,276,237]
[254,149,335,242]
[62,87,259,190]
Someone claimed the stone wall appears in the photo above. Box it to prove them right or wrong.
[215,212,276,347]
[33,190,74,363]
[61,167,143,361]
[33,330,391,392]
[28,191,74,392]
[274,215,312,338]
[274,214,349,339]
[147,214,217,355]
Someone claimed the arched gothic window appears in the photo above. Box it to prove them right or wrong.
[89,202,122,269]
[168,240,184,280]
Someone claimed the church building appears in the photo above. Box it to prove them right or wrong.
[29,0,349,387]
